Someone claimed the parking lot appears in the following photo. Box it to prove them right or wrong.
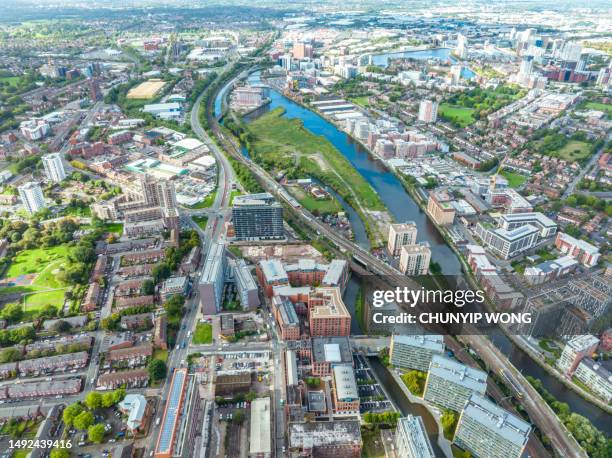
[354,354,393,414]
[215,351,270,373]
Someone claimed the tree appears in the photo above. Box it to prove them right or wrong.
[85,391,103,410]
[441,410,458,440]
[87,423,106,444]
[62,403,84,427]
[401,370,427,396]
[0,303,23,324]
[73,411,94,430]
[164,295,185,318]
[148,359,167,382]
[233,410,245,424]
[142,279,155,295]
[51,320,72,334]
[50,449,70,458]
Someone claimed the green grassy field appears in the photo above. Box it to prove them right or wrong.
[193,323,213,344]
[287,186,342,215]
[188,190,217,209]
[350,96,370,108]
[103,222,124,234]
[554,140,592,162]
[153,348,169,362]
[192,215,208,230]
[500,170,528,188]
[584,101,612,116]
[361,427,385,458]
[0,76,20,86]
[247,108,385,212]
[228,190,242,205]
[439,103,476,127]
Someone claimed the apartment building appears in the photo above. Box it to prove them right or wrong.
[199,242,226,315]
[555,232,601,267]
[423,355,487,411]
[41,153,66,183]
[18,182,45,214]
[399,243,431,275]
[388,222,418,256]
[232,193,284,241]
[97,369,150,390]
[418,100,438,123]
[272,296,301,340]
[454,394,531,458]
[390,334,445,372]
[311,336,352,377]
[232,259,260,309]
[557,335,600,375]
[573,358,612,403]
[308,287,351,337]
[395,415,435,458]
[427,189,455,225]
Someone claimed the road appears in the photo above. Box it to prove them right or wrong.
[199,64,587,458]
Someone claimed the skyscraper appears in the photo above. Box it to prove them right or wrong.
[519,56,534,76]
[18,182,46,214]
[232,193,284,241]
[41,153,66,183]
[456,33,468,59]
[418,100,438,123]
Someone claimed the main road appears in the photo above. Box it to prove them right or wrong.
[193,64,587,458]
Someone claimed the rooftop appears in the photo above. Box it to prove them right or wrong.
[392,334,445,353]
[428,355,487,393]
[249,398,271,455]
[312,336,352,364]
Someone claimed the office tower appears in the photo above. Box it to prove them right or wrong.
[556,335,599,375]
[519,56,534,76]
[140,174,177,211]
[456,33,468,59]
[232,193,284,241]
[399,243,431,276]
[390,334,445,372]
[560,41,582,63]
[423,355,487,411]
[41,153,66,183]
[454,394,531,458]
[280,54,292,71]
[18,182,46,214]
[395,415,435,458]
[388,222,418,256]
[418,100,438,123]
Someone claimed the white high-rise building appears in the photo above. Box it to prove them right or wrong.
[559,42,582,63]
[456,33,468,59]
[450,65,462,85]
[18,182,46,214]
[399,242,431,276]
[395,415,435,458]
[41,153,66,183]
[388,222,418,257]
[418,100,438,123]
[519,56,534,76]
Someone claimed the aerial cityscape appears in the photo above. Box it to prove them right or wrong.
[0,1,610,457]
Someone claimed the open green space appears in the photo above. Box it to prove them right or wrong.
[350,96,370,108]
[193,322,213,344]
[287,186,342,215]
[584,101,612,116]
[153,348,169,362]
[103,222,124,234]
[228,190,242,205]
[188,190,217,209]
[192,215,208,230]
[500,170,528,188]
[245,107,385,215]
[23,289,65,311]
[439,104,476,127]
[554,140,592,162]
[5,245,70,286]
[0,76,20,86]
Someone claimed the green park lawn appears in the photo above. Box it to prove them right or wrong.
[193,323,213,344]
[500,170,528,188]
[0,76,20,86]
[192,215,208,230]
[350,96,370,108]
[247,108,385,213]
[438,103,476,127]
[188,190,217,209]
[584,101,612,116]
[103,222,124,234]
[554,140,592,162]
[228,190,242,205]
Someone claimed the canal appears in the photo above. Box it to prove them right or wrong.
[215,71,611,434]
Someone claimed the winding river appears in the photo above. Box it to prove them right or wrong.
[215,72,611,435]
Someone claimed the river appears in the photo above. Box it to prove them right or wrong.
[215,72,611,435]
[371,47,476,79]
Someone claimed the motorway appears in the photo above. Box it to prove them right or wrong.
[198,64,588,458]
